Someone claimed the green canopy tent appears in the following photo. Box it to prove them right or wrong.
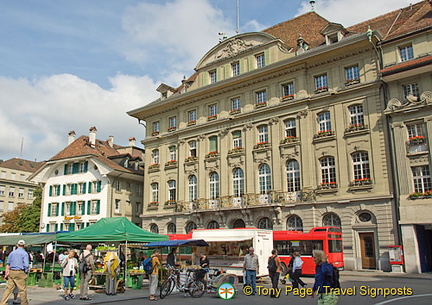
[0,233,57,246]
[56,217,168,243]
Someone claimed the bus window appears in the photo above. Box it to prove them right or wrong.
[328,240,343,253]
[273,241,292,255]
[297,240,323,256]
[329,227,341,233]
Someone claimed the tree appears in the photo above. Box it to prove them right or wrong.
[0,187,42,233]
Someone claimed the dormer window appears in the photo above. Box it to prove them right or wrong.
[320,23,348,46]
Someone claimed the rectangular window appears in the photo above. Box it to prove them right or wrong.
[151,183,159,202]
[282,82,294,98]
[345,65,360,84]
[115,181,121,192]
[258,125,269,143]
[28,189,33,200]
[209,70,217,84]
[256,53,265,68]
[399,45,414,62]
[315,74,328,92]
[136,184,142,196]
[0,171,6,179]
[208,104,217,117]
[209,136,218,153]
[169,146,177,161]
[352,152,370,180]
[349,105,364,126]
[10,172,16,180]
[189,141,197,157]
[284,119,297,138]
[0,200,3,211]
[18,188,24,198]
[9,187,15,197]
[20,174,26,181]
[232,131,242,148]
[231,98,241,111]
[152,149,159,164]
[412,166,431,193]
[169,116,177,129]
[115,199,120,213]
[402,83,419,99]
[168,180,176,201]
[320,157,336,184]
[318,112,332,132]
[152,121,160,133]
[407,123,425,139]
[77,201,84,215]
[8,201,14,211]
[91,200,99,214]
[51,203,58,216]
[256,90,267,104]
[232,62,240,76]
[0,185,5,196]
[188,110,196,123]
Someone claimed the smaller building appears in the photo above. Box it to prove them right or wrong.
[0,158,44,227]
[30,127,145,231]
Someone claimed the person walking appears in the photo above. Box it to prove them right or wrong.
[243,247,259,295]
[61,250,78,300]
[149,249,161,301]
[291,251,306,288]
[103,251,120,296]
[79,245,94,301]
[0,240,29,305]
[267,249,281,298]
[311,250,338,305]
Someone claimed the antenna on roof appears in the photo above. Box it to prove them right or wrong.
[310,0,316,11]
[236,0,240,33]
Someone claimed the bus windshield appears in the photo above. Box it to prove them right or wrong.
[274,240,323,256]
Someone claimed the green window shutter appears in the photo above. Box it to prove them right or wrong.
[54,223,58,232]
[209,136,218,152]
[87,201,91,215]
[82,182,86,194]
[72,163,79,174]
[88,182,92,193]
[46,224,50,232]
[56,203,59,216]
[49,186,53,197]
[69,223,75,232]
[71,184,77,195]
[82,201,85,215]
[64,164,68,175]
[96,200,100,214]
[84,161,88,172]
[62,185,66,196]
[86,222,90,227]
[97,181,101,192]
[61,202,65,216]
[70,202,75,215]
[47,203,51,216]
[60,223,64,231]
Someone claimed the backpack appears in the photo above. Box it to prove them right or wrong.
[79,253,91,274]
[143,257,153,274]
[326,263,341,288]
[267,256,277,273]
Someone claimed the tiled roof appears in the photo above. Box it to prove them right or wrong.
[347,1,431,40]
[263,12,330,50]
[0,158,44,173]
[49,136,142,175]
[381,55,432,75]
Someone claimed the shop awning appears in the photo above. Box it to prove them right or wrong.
[146,239,209,247]
[0,233,58,246]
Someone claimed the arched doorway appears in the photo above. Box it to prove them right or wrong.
[232,219,246,228]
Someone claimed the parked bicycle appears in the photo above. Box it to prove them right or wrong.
[160,266,206,299]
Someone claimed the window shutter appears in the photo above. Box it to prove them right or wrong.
[88,182,92,193]
[97,181,101,192]
[82,201,85,215]
[87,201,91,215]
[86,222,90,227]
[61,202,65,216]
[84,161,88,172]
[71,201,76,215]
[46,224,50,233]
[69,223,75,232]
[209,136,218,152]
[82,182,86,194]
[49,186,53,197]
[72,163,79,174]
[62,185,66,196]
[54,223,58,232]
[56,203,59,216]
[96,200,100,214]
[47,203,51,216]
[60,223,64,231]
[64,164,68,175]
[72,184,77,195]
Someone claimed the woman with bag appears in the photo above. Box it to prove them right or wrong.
[267,249,281,298]
[61,250,78,300]
[291,251,306,288]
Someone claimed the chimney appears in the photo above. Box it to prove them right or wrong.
[107,135,114,148]
[129,137,136,147]
[68,131,76,145]
[89,127,97,148]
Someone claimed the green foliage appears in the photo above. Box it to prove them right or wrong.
[0,187,42,233]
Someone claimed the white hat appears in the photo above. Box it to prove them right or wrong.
[17,240,25,246]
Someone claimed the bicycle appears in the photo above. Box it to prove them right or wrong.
[160,266,206,299]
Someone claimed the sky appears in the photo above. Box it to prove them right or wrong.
[0,0,416,162]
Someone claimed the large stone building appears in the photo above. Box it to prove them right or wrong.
[30,128,145,231]
[0,158,44,227]
[128,1,431,272]
[382,1,432,273]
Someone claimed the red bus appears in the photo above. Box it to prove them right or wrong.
[273,226,344,275]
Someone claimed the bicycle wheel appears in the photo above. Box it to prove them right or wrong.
[160,278,173,299]
[188,279,206,298]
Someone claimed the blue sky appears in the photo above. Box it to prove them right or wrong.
[0,0,415,162]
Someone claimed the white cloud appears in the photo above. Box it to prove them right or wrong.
[297,0,415,27]
[0,74,159,162]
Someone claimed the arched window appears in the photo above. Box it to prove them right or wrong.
[207,221,220,229]
[259,164,272,194]
[320,157,336,185]
[286,160,300,192]
[188,175,197,202]
[233,168,244,197]
[167,222,176,234]
[232,219,246,228]
[150,223,159,234]
[352,152,370,181]
[150,183,159,203]
[209,172,219,199]
[258,217,273,229]
[286,215,303,231]
[167,180,176,201]
[185,222,197,234]
[322,213,342,228]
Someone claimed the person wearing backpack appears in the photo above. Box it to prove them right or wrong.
[267,249,281,298]
[149,249,161,301]
[311,250,338,305]
[79,245,94,301]
[291,251,306,288]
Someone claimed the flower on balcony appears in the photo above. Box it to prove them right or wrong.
[350,177,372,186]
[228,147,243,154]
[207,114,217,121]
[165,200,177,205]
[319,181,338,189]
[148,201,159,206]
[165,160,177,167]
[185,156,198,162]
[151,131,160,136]
[314,130,333,138]
[345,78,360,86]
[408,135,426,145]
[206,151,220,158]
[346,124,366,132]
[280,136,298,144]
[315,86,328,93]
[187,120,196,126]
[409,190,432,199]
[167,126,176,132]
[255,101,267,108]
[282,94,295,100]
[254,141,270,149]
[148,163,159,169]
[230,108,241,115]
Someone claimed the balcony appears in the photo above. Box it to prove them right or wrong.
[259,194,270,204]
[281,94,295,102]
[187,120,196,127]
[280,137,299,145]
[164,200,177,209]
[147,163,160,173]
[184,156,198,164]
[167,126,177,132]
[228,147,244,156]
[151,131,160,137]
[232,197,244,208]
[409,191,432,200]
[229,109,241,115]
[313,130,335,143]
[207,114,217,122]
[253,141,271,150]
[165,160,178,169]
[406,136,428,154]
[255,101,267,109]
[208,199,219,209]
[345,78,360,86]
[147,202,159,211]
[205,151,220,160]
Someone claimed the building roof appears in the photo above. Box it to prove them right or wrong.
[0,158,44,173]
[381,54,432,75]
[49,135,143,175]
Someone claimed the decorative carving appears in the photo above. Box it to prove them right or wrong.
[218,128,229,137]
[179,139,186,145]
[243,123,253,131]
[197,135,205,141]
[269,117,280,125]
[385,98,403,112]
[385,91,432,112]
[215,38,254,60]
[296,109,308,119]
